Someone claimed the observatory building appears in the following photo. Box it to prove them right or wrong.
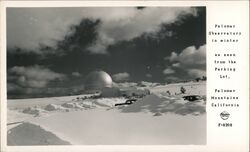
[84,70,113,93]
[84,70,150,98]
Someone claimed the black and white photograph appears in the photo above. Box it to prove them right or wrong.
[6,6,206,145]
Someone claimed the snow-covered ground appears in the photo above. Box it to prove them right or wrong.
[7,81,206,145]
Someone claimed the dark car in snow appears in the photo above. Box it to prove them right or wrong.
[183,95,202,102]
[115,99,137,106]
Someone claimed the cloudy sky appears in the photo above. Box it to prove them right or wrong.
[7,7,206,98]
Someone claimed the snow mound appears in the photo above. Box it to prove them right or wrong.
[119,94,206,116]
[62,102,78,108]
[22,107,45,116]
[92,97,126,108]
[19,97,127,116]
[77,102,93,109]
[7,122,70,145]
[153,112,162,116]
[58,97,126,110]
[44,104,61,111]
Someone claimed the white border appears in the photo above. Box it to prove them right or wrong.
[1,1,249,152]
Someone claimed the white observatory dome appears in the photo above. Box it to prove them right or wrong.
[84,70,113,91]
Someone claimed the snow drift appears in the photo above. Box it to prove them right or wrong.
[119,94,206,116]
[7,122,70,145]
[7,82,206,145]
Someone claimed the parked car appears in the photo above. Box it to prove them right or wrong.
[183,95,202,101]
[115,99,137,106]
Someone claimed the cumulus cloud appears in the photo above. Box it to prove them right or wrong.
[7,85,85,99]
[112,72,130,82]
[172,62,180,67]
[72,72,81,77]
[8,65,66,88]
[165,44,206,78]
[87,7,197,53]
[113,82,138,88]
[7,83,22,92]
[7,7,197,54]
[7,8,84,52]
[146,73,152,78]
[163,68,175,75]
[138,81,159,87]
[165,76,181,81]
[188,69,206,78]
[169,45,206,66]
[167,52,178,62]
